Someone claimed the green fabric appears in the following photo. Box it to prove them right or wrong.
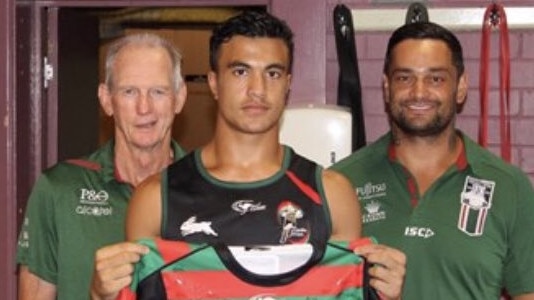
[331,132,534,299]
[16,140,185,300]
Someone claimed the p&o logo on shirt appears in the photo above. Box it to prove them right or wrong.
[75,188,113,217]
[80,188,109,204]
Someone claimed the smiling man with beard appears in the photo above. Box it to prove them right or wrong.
[332,22,534,299]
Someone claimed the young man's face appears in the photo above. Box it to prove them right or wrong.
[99,45,186,150]
[208,35,292,135]
[383,39,467,137]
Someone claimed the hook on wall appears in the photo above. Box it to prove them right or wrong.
[405,2,429,24]
[334,5,353,40]
[489,3,503,26]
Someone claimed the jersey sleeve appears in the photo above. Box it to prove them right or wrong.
[16,173,60,285]
[503,172,534,296]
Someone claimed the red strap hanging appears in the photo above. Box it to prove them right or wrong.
[479,3,511,162]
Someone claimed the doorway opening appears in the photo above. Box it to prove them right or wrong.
[59,6,267,158]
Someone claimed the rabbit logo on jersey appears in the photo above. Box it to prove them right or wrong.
[457,176,495,236]
[75,188,113,216]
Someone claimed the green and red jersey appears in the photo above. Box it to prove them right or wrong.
[117,237,378,300]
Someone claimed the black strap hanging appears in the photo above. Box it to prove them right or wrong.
[333,4,366,151]
[405,2,429,24]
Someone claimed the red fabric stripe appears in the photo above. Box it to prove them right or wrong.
[455,140,468,170]
[407,176,418,207]
[155,238,193,264]
[479,3,511,162]
[162,264,363,299]
[388,143,419,207]
[285,170,321,204]
[498,5,511,162]
[66,159,101,171]
[115,287,136,300]
[479,8,490,149]
[348,237,373,250]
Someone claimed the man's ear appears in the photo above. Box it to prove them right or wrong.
[98,84,113,116]
[207,71,218,100]
[382,74,390,104]
[174,82,187,114]
[456,73,468,106]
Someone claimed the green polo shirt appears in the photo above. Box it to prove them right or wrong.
[17,140,185,300]
[331,132,534,299]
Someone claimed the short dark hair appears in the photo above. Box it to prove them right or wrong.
[209,10,294,72]
[383,22,464,77]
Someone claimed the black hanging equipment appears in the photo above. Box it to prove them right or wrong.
[405,2,429,24]
[333,4,366,151]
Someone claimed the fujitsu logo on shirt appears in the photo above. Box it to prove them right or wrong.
[356,182,387,200]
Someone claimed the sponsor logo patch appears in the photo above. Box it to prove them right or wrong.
[76,188,113,217]
[18,217,30,248]
[404,226,435,239]
[277,201,308,244]
[356,182,387,200]
[362,200,386,224]
[457,176,495,236]
[232,200,266,215]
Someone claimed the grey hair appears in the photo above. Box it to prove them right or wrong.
[104,33,183,91]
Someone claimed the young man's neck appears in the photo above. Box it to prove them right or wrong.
[202,129,284,182]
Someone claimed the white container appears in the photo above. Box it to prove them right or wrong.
[280,104,352,167]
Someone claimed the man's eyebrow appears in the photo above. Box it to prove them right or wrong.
[265,63,287,71]
[391,67,451,74]
[226,61,250,69]
[225,61,288,72]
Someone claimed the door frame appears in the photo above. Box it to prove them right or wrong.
[1,0,16,298]
[2,0,327,298]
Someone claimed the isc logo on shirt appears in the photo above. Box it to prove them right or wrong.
[404,226,435,239]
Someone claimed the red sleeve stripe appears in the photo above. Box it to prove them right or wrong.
[155,238,193,264]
